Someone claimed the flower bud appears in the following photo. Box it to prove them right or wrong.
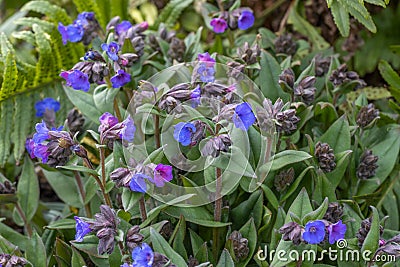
[274,168,295,192]
[356,103,379,129]
[356,149,378,179]
[315,141,336,173]
[274,34,297,55]
[126,225,144,251]
[279,222,304,245]
[228,231,250,260]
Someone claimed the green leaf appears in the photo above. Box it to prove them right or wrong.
[285,188,313,223]
[236,218,257,267]
[150,228,187,266]
[57,165,99,176]
[216,249,235,267]
[261,150,312,172]
[45,218,76,230]
[93,85,120,114]
[0,221,29,250]
[0,98,13,166]
[121,188,142,212]
[164,206,231,228]
[13,94,35,161]
[326,150,352,188]
[153,0,194,28]
[261,184,279,210]
[170,216,188,260]
[281,166,314,202]
[64,86,102,123]
[361,206,380,255]
[71,247,87,267]
[378,60,400,102]
[42,169,83,207]
[288,2,330,50]
[231,190,263,229]
[319,115,351,153]
[330,0,350,36]
[302,197,329,224]
[25,232,46,267]
[17,157,39,222]
[72,235,108,258]
[258,51,289,101]
[338,0,376,33]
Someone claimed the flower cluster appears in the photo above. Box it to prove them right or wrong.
[210,8,255,33]
[279,219,347,245]
[58,12,100,45]
[98,112,136,147]
[110,163,173,193]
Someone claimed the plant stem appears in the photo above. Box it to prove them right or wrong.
[15,203,32,237]
[139,196,147,222]
[83,157,112,207]
[213,167,222,262]
[113,98,123,122]
[154,114,160,149]
[278,0,295,34]
[73,171,92,217]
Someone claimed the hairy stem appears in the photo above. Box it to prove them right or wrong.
[154,114,160,149]
[139,196,148,222]
[83,157,112,207]
[15,203,32,237]
[113,97,123,122]
[213,167,222,261]
[73,171,92,217]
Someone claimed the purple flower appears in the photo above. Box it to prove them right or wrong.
[152,164,173,187]
[131,243,154,267]
[25,138,36,159]
[35,98,60,117]
[328,220,347,244]
[190,86,201,108]
[111,69,131,88]
[58,23,84,45]
[99,112,119,133]
[101,42,120,61]
[302,220,326,244]
[76,12,94,25]
[198,52,216,67]
[232,102,256,131]
[33,121,50,143]
[238,10,255,30]
[120,116,136,142]
[33,143,50,163]
[60,70,90,92]
[74,216,91,242]
[115,21,132,36]
[173,122,196,146]
[210,18,228,33]
[129,173,150,193]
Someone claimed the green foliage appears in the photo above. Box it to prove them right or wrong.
[327,0,386,36]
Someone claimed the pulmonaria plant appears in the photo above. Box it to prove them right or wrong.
[209,8,255,33]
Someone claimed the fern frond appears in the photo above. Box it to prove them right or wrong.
[153,0,194,29]
[0,100,13,166]
[21,1,72,24]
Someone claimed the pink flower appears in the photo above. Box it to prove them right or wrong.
[210,18,228,33]
[152,164,173,187]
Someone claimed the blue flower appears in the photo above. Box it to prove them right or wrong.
[35,98,60,117]
[111,69,131,88]
[101,42,120,61]
[74,216,91,242]
[60,70,90,92]
[129,173,150,193]
[232,102,256,131]
[115,21,132,36]
[173,122,196,146]
[238,10,255,30]
[33,143,50,163]
[58,23,84,45]
[210,18,228,33]
[76,12,94,25]
[33,121,50,143]
[302,220,326,244]
[328,220,347,244]
[190,86,201,108]
[120,116,136,142]
[131,243,154,267]
[197,63,215,83]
